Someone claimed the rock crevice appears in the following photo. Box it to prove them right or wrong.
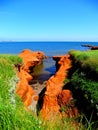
[16,49,78,120]
[39,54,78,119]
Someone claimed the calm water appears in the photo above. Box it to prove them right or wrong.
[0,41,98,82]
[0,41,98,56]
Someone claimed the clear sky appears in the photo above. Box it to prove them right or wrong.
[0,0,98,41]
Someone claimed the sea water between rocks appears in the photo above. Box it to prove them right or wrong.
[0,41,98,81]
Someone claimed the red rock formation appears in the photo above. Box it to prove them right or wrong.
[58,90,78,118]
[16,49,45,107]
[40,54,75,119]
[16,69,34,107]
[58,90,73,106]
[19,49,45,72]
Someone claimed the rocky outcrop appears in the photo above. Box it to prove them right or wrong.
[40,54,78,119]
[58,90,78,118]
[16,49,78,118]
[16,49,45,107]
[81,44,98,50]
[19,49,45,72]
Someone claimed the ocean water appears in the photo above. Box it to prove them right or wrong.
[0,41,98,56]
[0,41,98,82]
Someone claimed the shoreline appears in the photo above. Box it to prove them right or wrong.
[0,48,98,129]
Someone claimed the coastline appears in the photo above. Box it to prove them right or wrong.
[0,48,98,129]
[0,41,98,55]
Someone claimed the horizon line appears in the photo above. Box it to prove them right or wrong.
[0,40,98,43]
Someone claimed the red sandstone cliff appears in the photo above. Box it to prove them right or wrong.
[16,49,45,107]
[16,50,78,119]
[40,54,78,119]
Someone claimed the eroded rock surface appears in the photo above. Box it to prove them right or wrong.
[16,49,78,119]
[40,54,78,119]
[16,49,45,107]
[58,90,78,118]
[19,49,45,72]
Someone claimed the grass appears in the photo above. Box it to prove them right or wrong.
[68,50,98,104]
[0,54,43,130]
[66,50,98,129]
[0,53,96,130]
[69,50,98,73]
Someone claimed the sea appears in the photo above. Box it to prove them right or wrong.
[0,41,98,82]
[1,41,98,55]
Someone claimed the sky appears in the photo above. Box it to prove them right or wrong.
[0,0,98,41]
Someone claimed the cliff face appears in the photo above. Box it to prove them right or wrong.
[40,54,78,119]
[16,49,45,107]
[16,50,78,119]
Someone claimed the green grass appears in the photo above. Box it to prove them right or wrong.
[0,54,43,130]
[69,50,98,73]
[68,50,98,103]
[66,50,98,129]
[70,69,98,113]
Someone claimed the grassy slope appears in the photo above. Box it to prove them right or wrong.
[69,50,98,73]
[0,54,79,130]
[0,55,44,130]
[69,50,98,102]
[68,50,98,129]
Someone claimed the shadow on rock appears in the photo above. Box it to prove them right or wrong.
[36,87,46,115]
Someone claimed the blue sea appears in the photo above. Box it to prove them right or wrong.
[0,41,98,82]
[0,41,98,56]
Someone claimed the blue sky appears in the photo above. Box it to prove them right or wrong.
[0,0,98,41]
